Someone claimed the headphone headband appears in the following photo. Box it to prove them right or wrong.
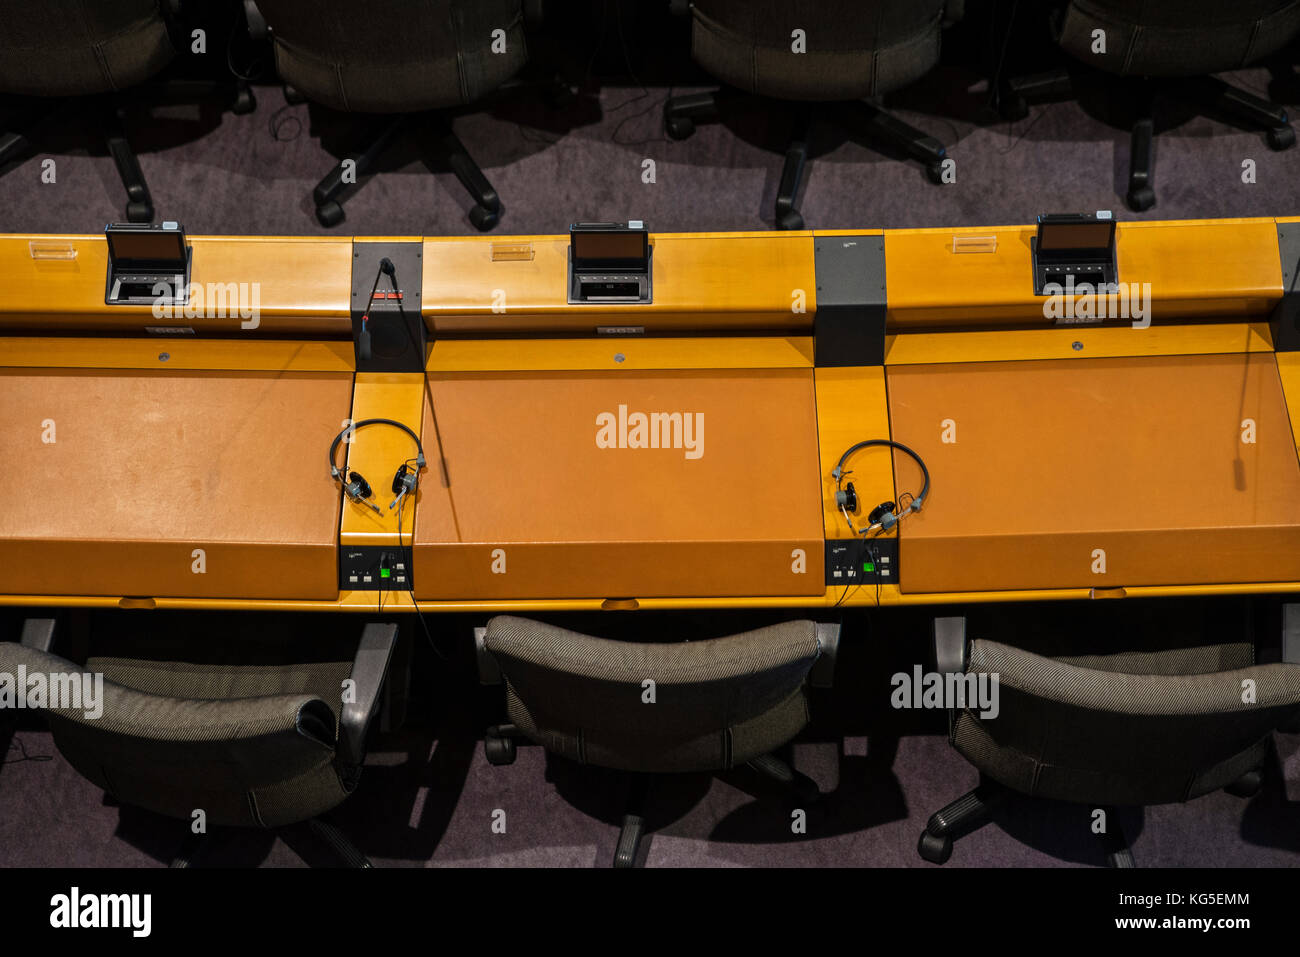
[833,438,931,535]
[328,418,426,478]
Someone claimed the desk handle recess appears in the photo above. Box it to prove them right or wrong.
[29,241,77,261]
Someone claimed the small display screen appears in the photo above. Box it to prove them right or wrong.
[107,229,186,264]
[572,229,647,266]
[1038,221,1114,252]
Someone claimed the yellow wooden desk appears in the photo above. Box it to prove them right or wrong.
[0,219,1297,612]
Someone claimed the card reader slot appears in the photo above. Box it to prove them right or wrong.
[580,280,642,300]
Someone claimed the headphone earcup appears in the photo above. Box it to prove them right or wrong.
[835,481,858,513]
[392,464,418,496]
[867,501,897,526]
[346,471,374,501]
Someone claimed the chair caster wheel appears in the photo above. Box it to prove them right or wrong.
[665,116,695,140]
[126,200,153,223]
[917,830,953,864]
[1225,768,1262,798]
[284,84,307,105]
[484,732,517,766]
[231,87,256,115]
[1126,185,1155,212]
[925,161,945,184]
[776,209,804,231]
[316,201,345,228]
[1268,125,1296,150]
[469,204,500,231]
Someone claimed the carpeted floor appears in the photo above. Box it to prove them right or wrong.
[2,67,1298,237]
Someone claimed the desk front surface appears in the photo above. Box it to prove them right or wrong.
[0,368,350,598]
[888,352,1300,593]
[411,366,825,599]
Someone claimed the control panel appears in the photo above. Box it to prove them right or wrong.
[825,537,898,591]
[340,546,412,591]
[568,221,653,304]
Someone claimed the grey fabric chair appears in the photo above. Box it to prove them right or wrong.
[1,616,396,867]
[477,615,840,867]
[664,0,959,229]
[249,0,531,229]
[918,609,1300,866]
[1001,0,1300,210]
[0,0,254,223]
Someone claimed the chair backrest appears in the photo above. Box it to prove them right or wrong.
[0,642,352,828]
[689,0,949,100]
[482,615,832,773]
[254,0,528,112]
[1056,0,1300,76]
[0,0,174,96]
[953,637,1300,806]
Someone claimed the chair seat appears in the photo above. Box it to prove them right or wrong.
[269,9,527,113]
[0,0,174,96]
[1056,0,1300,76]
[484,615,825,773]
[691,5,944,101]
[0,643,352,828]
[953,638,1300,805]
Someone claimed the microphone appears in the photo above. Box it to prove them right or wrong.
[358,318,372,360]
[358,259,390,362]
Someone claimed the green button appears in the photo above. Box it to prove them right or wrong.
[380,568,391,578]
[863,562,875,572]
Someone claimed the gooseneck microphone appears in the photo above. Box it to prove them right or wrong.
[357,259,395,361]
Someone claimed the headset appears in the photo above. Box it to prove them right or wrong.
[832,439,930,536]
[328,418,426,514]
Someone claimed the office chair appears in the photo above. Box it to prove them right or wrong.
[999,0,1300,211]
[0,0,255,223]
[663,0,960,230]
[0,616,396,867]
[248,0,531,229]
[918,609,1300,866]
[476,615,839,867]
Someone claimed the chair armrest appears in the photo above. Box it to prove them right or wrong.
[20,618,55,653]
[1285,604,1300,664]
[244,1,269,41]
[933,616,968,676]
[809,621,840,688]
[475,626,502,684]
[337,622,397,768]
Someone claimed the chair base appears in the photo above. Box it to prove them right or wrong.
[169,818,371,868]
[483,724,820,869]
[0,77,253,224]
[1002,67,1296,212]
[311,112,502,231]
[663,89,945,230]
[919,766,1265,866]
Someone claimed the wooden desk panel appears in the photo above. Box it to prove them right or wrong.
[411,366,824,599]
[420,232,818,334]
[885,219,1282,327]
[0,368,351,598]
[888,353,1300,592]
[0,235,354,334]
